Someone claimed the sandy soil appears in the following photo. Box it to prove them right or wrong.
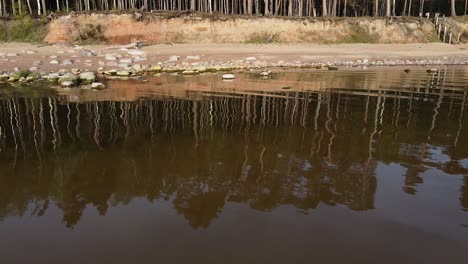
[1,42,467,72]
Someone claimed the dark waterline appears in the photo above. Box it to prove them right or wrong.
[0,67,467,263]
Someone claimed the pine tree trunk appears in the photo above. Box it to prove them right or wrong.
[403,0,407,16]
[41,0,46,14]
[322,0,327,16]
[11,0,15,16]
[386,0,390,16]
[343,0,347,16]
[374,0,378,17]
[26,0,32,14]
[36,0,40,14]
[408,0,412,16]
[451,0,456,16]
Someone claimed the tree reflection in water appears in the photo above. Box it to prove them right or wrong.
[0,72,467,229]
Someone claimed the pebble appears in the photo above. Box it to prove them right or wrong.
[116,70,130,76]
[132,64,142,71]
[120,58,133,64]
[127,50,145,56]
[79,72,96,83]
[106,61,118,67]
[182,70,198,75]
[222,74,236,80]
[62,59,73,65]
[50,60,60,64]
[105,54,117,61]
[168,56,180,62]
[61,81,75,87]
[186,55,201,60]
[91,82,105,89]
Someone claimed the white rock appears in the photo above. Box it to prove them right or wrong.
[105,54,117,61]
[127,50,145,56]
[79,72,96,83]
[29,67,38,71]
[245,57,257,61]
[50,60,60,64]
[91,82,105,89]
[168,56,180,62]
[132,64,142,71]
[62,59,73,65]
[222,74,236,80]
[186,55,201,60]
[50,55,58,59]
[6,53,17,57]
[116,70,130,76]
[119,58,133,64]
[61,81,74,87]
[106,61,118,67]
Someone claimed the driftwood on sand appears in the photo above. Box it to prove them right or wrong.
[104,41,145,50]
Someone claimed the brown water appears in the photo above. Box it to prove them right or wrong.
[0,67,467,263]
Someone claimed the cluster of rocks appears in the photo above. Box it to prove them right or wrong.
[2,46,468,90]
[0,69,104,89]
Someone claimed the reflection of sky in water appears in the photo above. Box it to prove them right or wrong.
[460,159,468,169]
[426,146,451,164]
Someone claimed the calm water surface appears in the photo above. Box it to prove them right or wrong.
[0,67,467,263]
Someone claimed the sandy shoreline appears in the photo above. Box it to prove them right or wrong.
[1,42,468,73]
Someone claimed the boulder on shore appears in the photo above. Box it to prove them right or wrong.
[79,71,97,84]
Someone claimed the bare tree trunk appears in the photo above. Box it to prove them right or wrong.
[18,0,22,15]
[41,0,46,14]
[374,0,378,17]
[11,0,16,16]
[408,0,412,16]
[36,0,40,15]
[322,0,327,16]
[343,0,347,16]
[386,0,390,16]
[451,0,456,16]
[465,0,467,15]
[403,0,407,16]
[26,0,32,14]
[331,0,336,16]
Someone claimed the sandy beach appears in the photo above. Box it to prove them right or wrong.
[1,42,467,73]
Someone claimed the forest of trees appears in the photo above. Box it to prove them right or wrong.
[0,0,466,18]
